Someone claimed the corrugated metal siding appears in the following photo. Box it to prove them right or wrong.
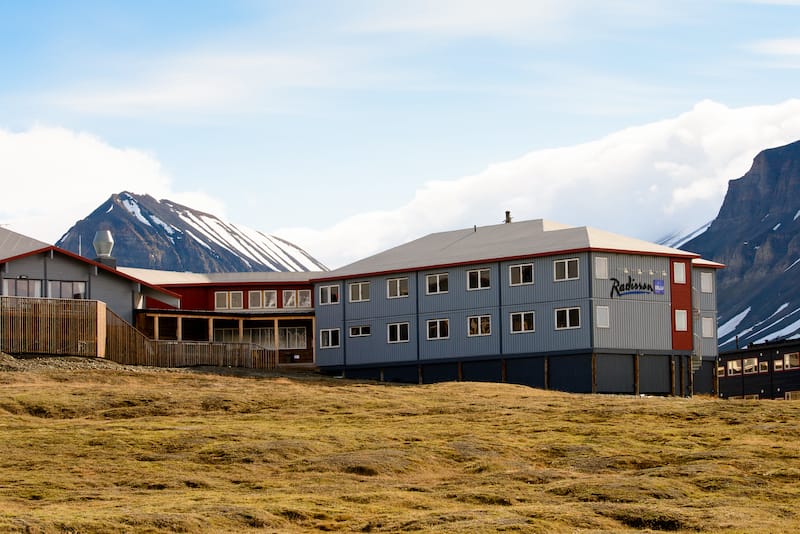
[592,298,672,351]
[591,253,671,301]
[344,274,417,321]
[345,314,418,365]
[499,253,590,305]
[418,264,499,314]
[418,307,500,360]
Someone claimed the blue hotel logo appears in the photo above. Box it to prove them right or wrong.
[610,276,664,298]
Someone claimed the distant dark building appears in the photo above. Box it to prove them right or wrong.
[718,339,800,399]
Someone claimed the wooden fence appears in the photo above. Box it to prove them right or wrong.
[1,296,277,369]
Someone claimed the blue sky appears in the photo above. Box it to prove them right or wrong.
[2,1,800,267]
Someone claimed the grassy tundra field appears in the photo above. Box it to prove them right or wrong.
[1,354,799,533]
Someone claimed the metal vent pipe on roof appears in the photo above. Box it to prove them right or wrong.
[504,210,512,224]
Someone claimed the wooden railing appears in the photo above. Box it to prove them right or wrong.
[0,296,99,356]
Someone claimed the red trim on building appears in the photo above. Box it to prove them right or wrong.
[670,258,693,351]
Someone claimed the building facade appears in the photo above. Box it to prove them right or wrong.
[718,339,800,399]
[313,219,722,394]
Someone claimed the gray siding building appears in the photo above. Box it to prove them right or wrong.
[313,219,723,395]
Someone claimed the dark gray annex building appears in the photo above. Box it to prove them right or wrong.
[312,218,723,395]
[718,339,800,400]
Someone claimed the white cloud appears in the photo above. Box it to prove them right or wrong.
[0,125,223,243]
[277,99,800,268]
[749,37,800,56]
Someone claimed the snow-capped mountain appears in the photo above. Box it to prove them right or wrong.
[677,140,800,349]
[56,192,328,273]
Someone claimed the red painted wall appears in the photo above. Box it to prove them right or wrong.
[670,258,693,350]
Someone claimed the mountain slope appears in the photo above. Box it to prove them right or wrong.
[56,192,327,273]
[680,140,800,348]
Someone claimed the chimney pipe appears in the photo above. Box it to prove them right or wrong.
[504,210,512,224]
[93,230,117,269]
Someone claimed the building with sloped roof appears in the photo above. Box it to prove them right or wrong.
[312,218,723,395]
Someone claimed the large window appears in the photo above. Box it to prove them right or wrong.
[247,290,278,309]
[248,290,262,308]
[350,325,371,337]
[214,290,243,310]
[468,315,491,337]
[700,272,713,293]
[298,289,312,308]
[555,307,580,330]
[701,317,715,338]
[785,352,800,370]
[3,278,42,297]
[264,290,278,308]
[510,311,535,333]
[596,305,610,329]
[48,281,86,299]
[594,257,609,280]
[426,273,448,294]
[282,290,297,308]
[349,281,370,302]
[320,329,340,348]
[467,268,490,290]
[387,277,409,299]
[743,358,758,375]
[388,322,410,343]
[280,327,306,349]
[673,261,686,284]
[319,285,339,305]
[509,263,533,286]
[427,318,449,340]
[726,359,742,376]
[675,309,688,332]
[554,258,579,281]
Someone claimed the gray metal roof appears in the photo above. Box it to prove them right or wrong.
[118,267,321,286]
[0,227,50,260]
[318,219,702,280]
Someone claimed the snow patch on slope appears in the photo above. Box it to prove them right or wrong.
[718,307,750,339]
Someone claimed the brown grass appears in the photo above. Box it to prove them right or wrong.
[1,354,799,533]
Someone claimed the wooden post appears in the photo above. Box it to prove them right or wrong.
[176,316,182,341]
[273,317,280,358]
[591,353,597,393]
[501,358,507,383]
[208,317,214,342]
[670,357,676,396]
[457,361,463,381]
[153,315,160,340]
[238,318,244,343]
[634,352,640,396]
[544,356,549,390]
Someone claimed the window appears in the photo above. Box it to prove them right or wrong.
[594,257,609,280]
[350,325,371,337]
[596,305,610,328]
[555,307,580,329]
[387,277,409,298]
[775,359,784,372]
[349,281,370,302]
[280,327,306,349]
[554,258,579,281]
[759,360,769,374]
[510,311,535,333]
[264,290,278,308]
[427,318,449,340]
[426,273,448,294]
[298,289,312,308]
[248,290,262,308]
[717,365,725,378]
[229,291,243,309]
[510,263,534,286]
[215,291,229,309]
[726,360,742,376]
[785,352,800,370]
[48,281,86,299]
[388,322,410,343]
[673,261,686,284]
[320,329,340,348]
[674,309,688,332]
[468,315,491,337]
[467,268,491,290]
[743,357,758,375]
[282,290,297,308]
[3,278,42,297]
[700,272,713,293]
[701,317,715,338]
[319,285,339,305]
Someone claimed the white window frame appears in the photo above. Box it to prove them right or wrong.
[387,322,410,344]
[214,291,229,310]
[426,273,448,295]
[554,258,579,282]
[701,316,715,338]
[509,263,534,286]
[555,307,581,330]
[673,261,686,284]
[349,281,370,302]
[674,309,688,331]
[785,352,800,370]
[727,360,742,376]
[467,315,491,337]
[387,277,409,299]
[248,290,263,309]
[467,268,491,291]
[594,256,609,280]
[282,290,297,308]
[264,289,278,308]
[298,289,312,308]
[596,305,610,329]
[280,326,307,349]
[319,285,339,305]
[349,325,371,337]
[510,311,535,334]
[320,328,340,349]
[229,291,243,309]
[700,272,713,293]
[427,318,449,340]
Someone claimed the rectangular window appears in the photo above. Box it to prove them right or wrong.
[426,273,448,294]
[467,268,491,290]
[298,289,312,308]
[509,263,534,286]
[785,352,800,370]
[554,258,579,281]
[468,315,491,337]
[319,285,339,305]
[596,305,610,328]
[510,311,535,333]
[673,261,686,284]
[283,290,297,308]
[280,327,306,349]
[4,279,42,298]
[349,281,370,302]
[349,325,371,337]
[674,309,688,332]
[264,290,278,308]
[743,357,758,375]
[701,317,715,338]
[248,290,262,308]
[727,360,742,376]
[759,360,769,374]
[387,277,409,298]
[427,318,449,340]
[775,359,784,372]
[388,322,410,343]
[717,365,725,378]
[214,291,228,309]
[229,291,243,309]
[700,272,713,293]
[48,281,86,299]
[555,307,580,329]
[320,328,340,348]
[594,256,609,280]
